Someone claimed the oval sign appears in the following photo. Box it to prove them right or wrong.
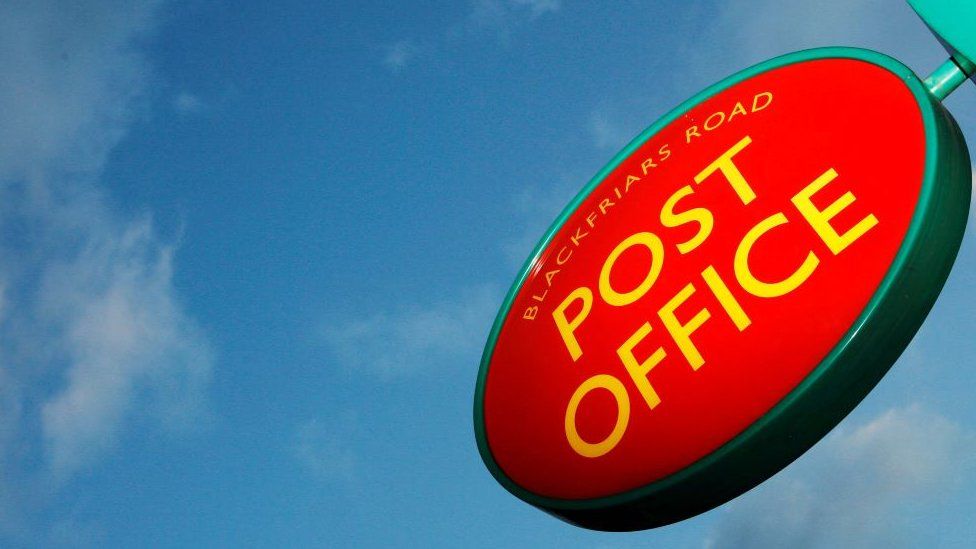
[473,48,971,531]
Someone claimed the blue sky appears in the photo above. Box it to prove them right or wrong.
[2,0,976,547]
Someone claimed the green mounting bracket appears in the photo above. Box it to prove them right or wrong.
[909,0,976,100]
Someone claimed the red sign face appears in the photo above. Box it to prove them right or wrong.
[474,49,971,531]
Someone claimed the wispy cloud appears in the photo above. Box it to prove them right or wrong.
[172,92,205,114]
[511,0,561,18]
[700,0,943,75]
[319,284,499,380]
[383,40,420,73]
[386,0,561,73]
[705,405,974,548]
[293,413,359,483]
[0,0,213,533]
[588,111,635,150]
[38,216,212,479]
[455,0,562,44]
[502,181,579,267]
[0,1,165,179]
[471,0,561,24]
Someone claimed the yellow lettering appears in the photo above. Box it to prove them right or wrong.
[556,246,573,265]
[599,232,665,306]
[658,283,711,370]
[704,111,726,131]
[617,323,667,410]
[659,143,672,161]
[641,158,657,174]
[571,226,589,247]
[728,101,748,121]
[752,91,774,112]
[552,287,593,361]
[791,168,879,255]
[660,185,714,254]
[625,175,641,192]
[586,211,598,228]
[735,213,820,298]
[701,265,751,331]
[694,136,757,205]
[565,374,630,458]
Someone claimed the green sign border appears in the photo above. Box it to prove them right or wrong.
[472,47,972,531]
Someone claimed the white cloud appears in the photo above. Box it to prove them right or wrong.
[511,0,561,18]
[320,285,499,380]
[701,0,944,75]
[293,414,359,483]
[588,111,633,150]
[0,1,163,180]
[48,516,107,548]
[172,92,205,114]
[706,405,974,548]
[38,216,212,479]
[469,0,560,32]
[503,181,579,267]
[383,40,420,73]
[0,0,213,514]
[416,0,562,65]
